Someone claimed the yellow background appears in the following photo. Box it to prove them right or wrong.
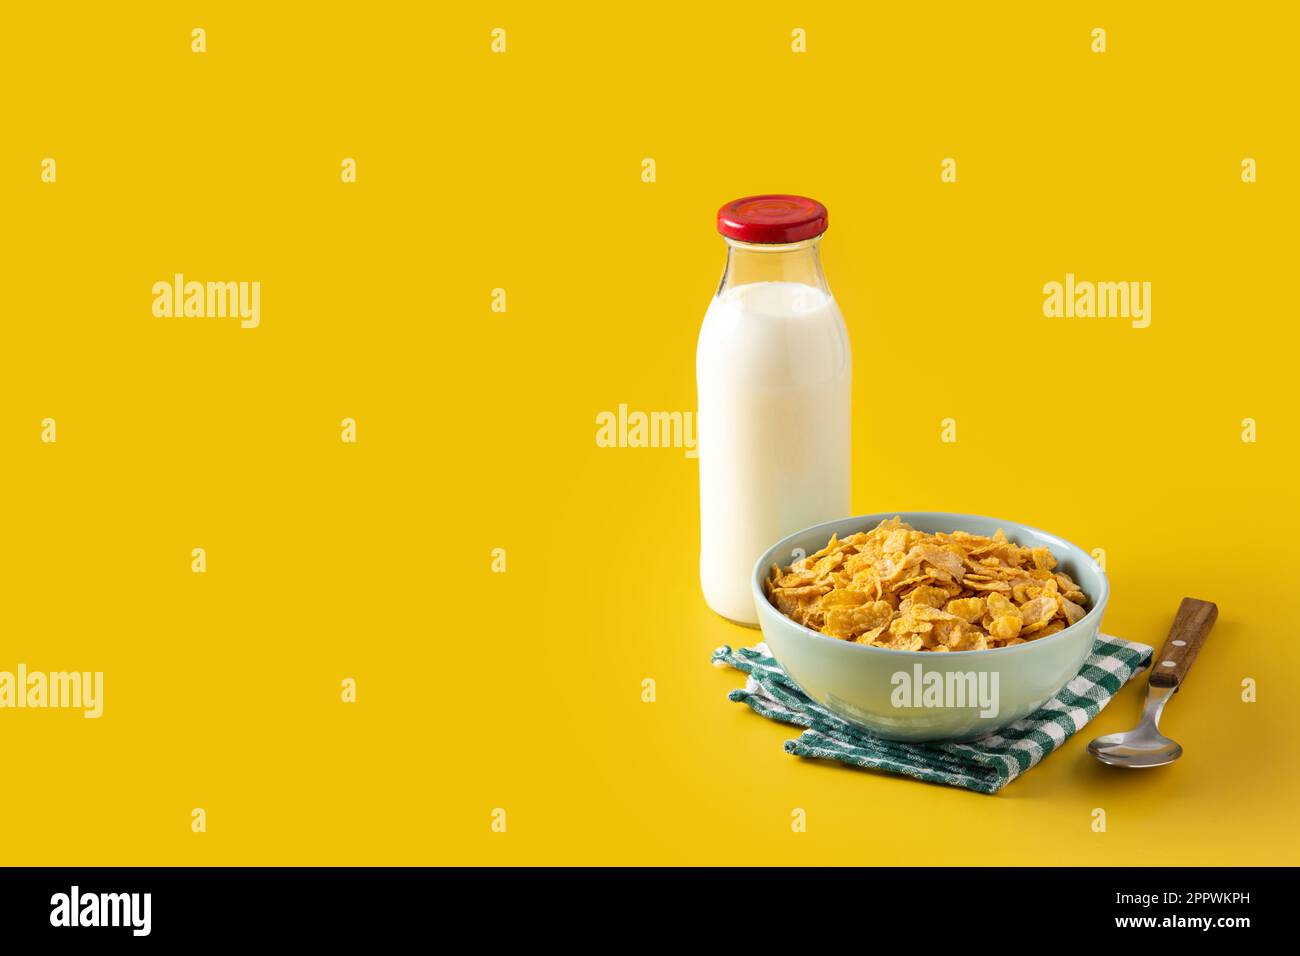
[2,3,1296,865]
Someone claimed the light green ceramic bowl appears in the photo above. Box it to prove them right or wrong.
[751,512,1108,742]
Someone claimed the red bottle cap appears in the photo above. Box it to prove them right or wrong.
[716,194,828,244]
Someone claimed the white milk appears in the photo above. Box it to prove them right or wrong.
[697,280,851,624]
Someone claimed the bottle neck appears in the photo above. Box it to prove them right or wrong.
[716,236,830,297]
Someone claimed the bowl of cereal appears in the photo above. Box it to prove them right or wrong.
[752,512,1108,742]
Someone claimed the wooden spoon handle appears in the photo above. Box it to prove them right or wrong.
[1149,597,1218,691]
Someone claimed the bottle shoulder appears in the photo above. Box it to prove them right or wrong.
[698,281,850,386]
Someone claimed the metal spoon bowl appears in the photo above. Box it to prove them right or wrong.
[1087,685,1182,767]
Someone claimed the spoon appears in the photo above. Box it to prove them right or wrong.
[1087,597,1218,768]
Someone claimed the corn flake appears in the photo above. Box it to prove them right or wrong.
[764,517,1091,651]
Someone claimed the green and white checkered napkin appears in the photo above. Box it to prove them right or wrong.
[712,634,1153,794]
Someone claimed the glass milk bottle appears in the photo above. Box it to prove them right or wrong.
[697,195,851,625]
